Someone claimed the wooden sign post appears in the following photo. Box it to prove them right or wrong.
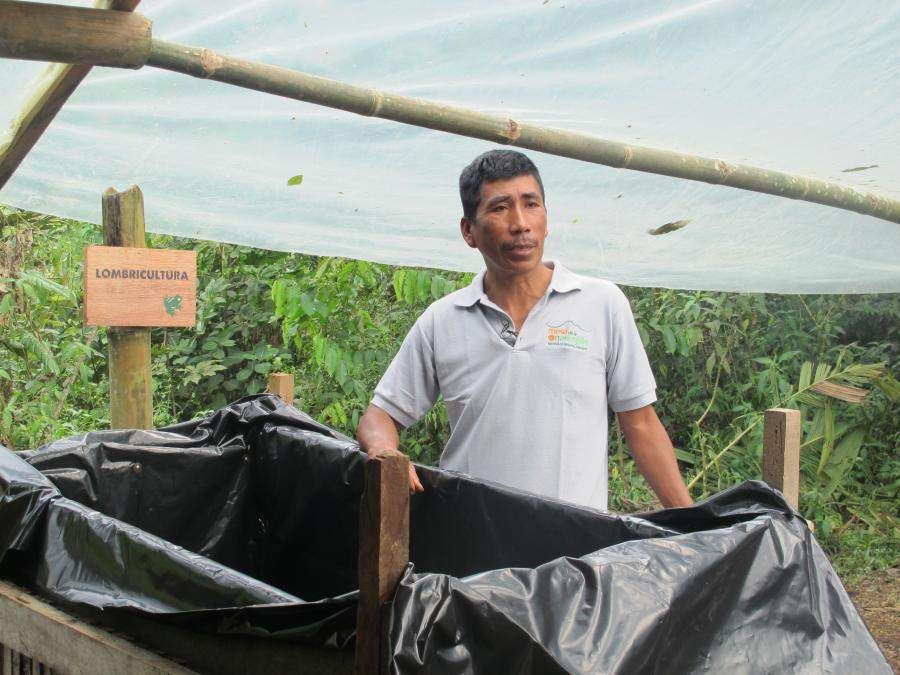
[88,185,196,429]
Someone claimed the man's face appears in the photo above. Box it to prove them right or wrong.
[460,174,548,277]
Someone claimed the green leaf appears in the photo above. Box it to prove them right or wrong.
[392,270,405,301]
[431,276,445,300]
[325,345,339,375]
[19,270,75,302]
[660,325,676,354]
[287,174,304,186]
[674,448,697,465]
[816,400,835,476]
[312,335,326,366]
[873,373,900,402]
[299,291,317,317]
[819,427,866,499]
[798,361,812,390]
[403,270,417,305]
[705,352,716,376]
[416,270,430,302]
[795,391,823,408]
[236,367,253,382]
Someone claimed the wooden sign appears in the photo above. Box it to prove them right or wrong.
[83,246,197,327]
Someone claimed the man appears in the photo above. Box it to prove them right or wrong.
[357,150,692,510]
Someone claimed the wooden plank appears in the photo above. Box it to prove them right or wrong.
[0,1,142,191]
[83,246,197,327]
[0,1,150,67]
[763,408,801,510]
[356,455,410,674]
[0,580,195,675]
[267,372,295,405]
[102,185,152,429]
[81,608,353,675]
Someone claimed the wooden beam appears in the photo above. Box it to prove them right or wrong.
[80,605,353,674]
[763,408,801,510]
[0,579,194,675]
[0,1,150,67]
[0,0,142,191]
[356,455,410,674]
[267,372,295,405]
[101,185,152,429]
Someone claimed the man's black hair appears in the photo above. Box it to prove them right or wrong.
[459,149,545,221]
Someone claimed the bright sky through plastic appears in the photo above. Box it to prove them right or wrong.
[1,0,898,293]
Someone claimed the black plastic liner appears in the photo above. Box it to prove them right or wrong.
[0,395,889,673]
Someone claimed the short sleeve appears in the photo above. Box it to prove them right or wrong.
[372,313,440,427]
[606,293,657,412]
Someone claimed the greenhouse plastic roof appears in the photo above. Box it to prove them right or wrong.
[1,0,898,293]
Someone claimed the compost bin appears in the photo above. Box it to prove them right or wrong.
[0,394,889,673]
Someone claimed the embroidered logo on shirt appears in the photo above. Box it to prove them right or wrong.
[546,321,590,351]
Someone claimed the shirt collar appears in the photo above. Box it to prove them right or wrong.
[453,261,582,307]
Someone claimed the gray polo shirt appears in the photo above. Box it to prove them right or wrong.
[372,262,656,511]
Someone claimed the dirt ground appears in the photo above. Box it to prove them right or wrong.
[849,567,899,672]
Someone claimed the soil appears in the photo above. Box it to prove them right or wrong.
[848,567,899,672]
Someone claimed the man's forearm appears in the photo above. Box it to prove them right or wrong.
[357,403,423,492]
[616,405,693,508]
[357,403,401,452]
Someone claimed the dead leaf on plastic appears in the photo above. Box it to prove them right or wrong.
[648,219,689,236]
[841,165,878,173]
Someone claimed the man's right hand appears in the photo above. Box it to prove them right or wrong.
[357,403,424,493]
[365,446,424,493]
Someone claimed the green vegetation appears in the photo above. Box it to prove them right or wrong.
[1,205,897,582]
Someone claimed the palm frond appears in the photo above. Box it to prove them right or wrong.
[810,381,869,404]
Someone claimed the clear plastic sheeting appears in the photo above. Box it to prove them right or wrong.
[1,0,898,293]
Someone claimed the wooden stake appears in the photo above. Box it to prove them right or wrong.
[763,408,801,510]
[0,1,141,191]
[356,455,410,675]
[101,185,152,430]
[266,372,294,405]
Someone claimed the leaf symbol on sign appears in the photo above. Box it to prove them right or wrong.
[163,295,183,316]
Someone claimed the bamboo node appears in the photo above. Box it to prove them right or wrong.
[199,49,224,77]
[503,118,521,142]
[715,159,735,181]
[622,146,634,167]
[367,90,384,118]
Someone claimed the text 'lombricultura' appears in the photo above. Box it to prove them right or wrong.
[95,268,190,280]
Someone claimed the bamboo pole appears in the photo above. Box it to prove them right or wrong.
[0,1,141,190]
[0,1,149,68]
[0,1,898,224]
[143,41,900,225]
[102,185,152,430]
